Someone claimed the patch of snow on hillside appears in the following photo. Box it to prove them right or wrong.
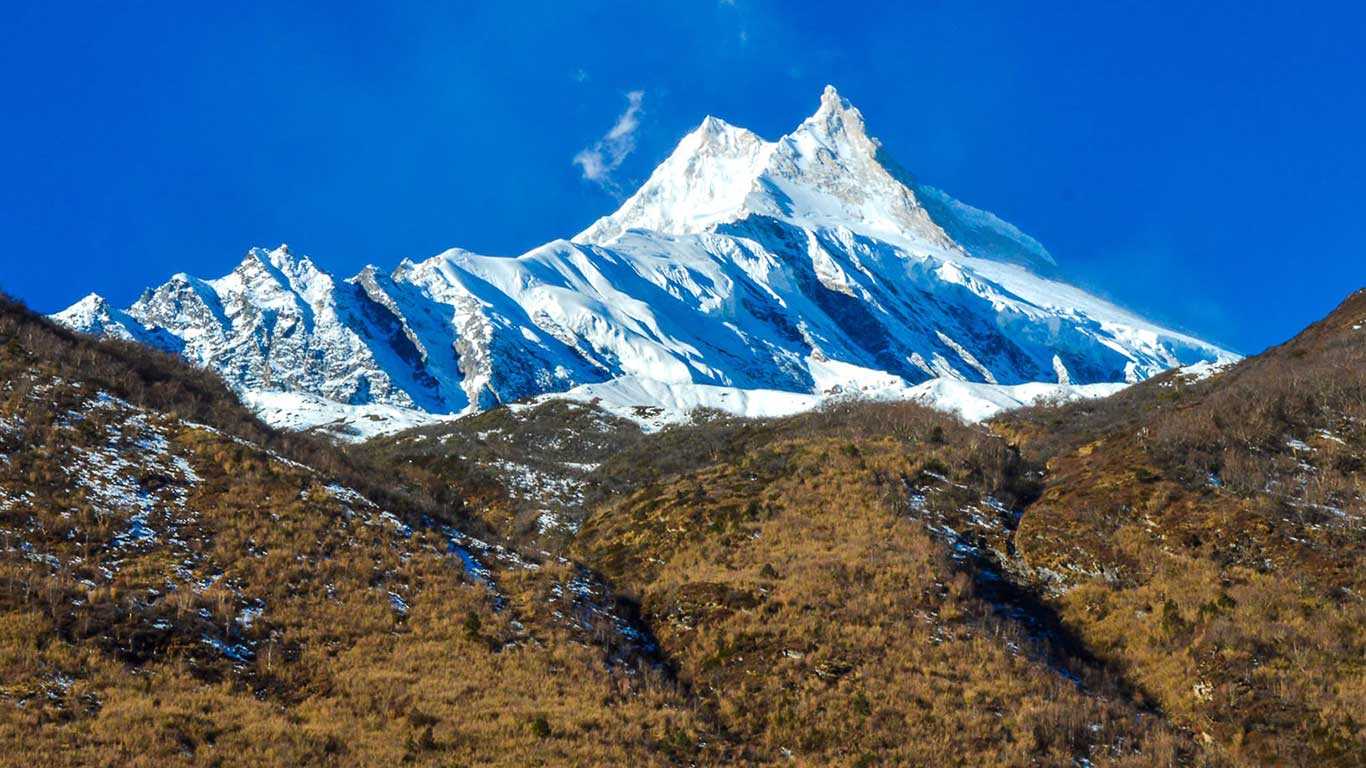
[904,379,1129,423]
[1176,360,1236,382]
[243,390,446,442]
[61,395,202,551]
[522,376,820,431]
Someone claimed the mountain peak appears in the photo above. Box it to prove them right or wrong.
[237,244,326,283]
[793,84,877,154]
[237,246,273,271]
[53,293,113,331]
[53,291,182,351]
[694,114,729,136]
[236,243,303,272]
[70,292,108,311]
[816,84,852,116]
[577,85,906,244]
[573,111,773,243]
[683,114,762,149]
[266,243,305,270]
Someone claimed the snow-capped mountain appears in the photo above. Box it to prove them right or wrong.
[53,86,1235,438]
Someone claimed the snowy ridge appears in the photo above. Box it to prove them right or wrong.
[53,86,1236,439]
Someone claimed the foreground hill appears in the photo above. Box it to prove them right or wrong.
[4,289,1359,765]
[3,294,1203,766]
[53,87,1232,439]
[0,297,708,766]
[564,402,1205,764]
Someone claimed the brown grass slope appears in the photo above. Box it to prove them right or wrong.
[7,284,1362,766]
[997,289,1365,766]
[569,404,1197,766]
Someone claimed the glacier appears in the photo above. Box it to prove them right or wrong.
[53,85,1236,440]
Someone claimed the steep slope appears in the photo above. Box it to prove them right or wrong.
[54,87,1234,438]
[358,394,1202,764]
[0,297,712,766]
[562,401,1199,765]
[993,289,1365,766]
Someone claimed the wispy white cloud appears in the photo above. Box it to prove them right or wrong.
[573,90,645,194]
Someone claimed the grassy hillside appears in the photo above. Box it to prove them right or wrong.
[997,289,1365,765]
[569,403,1195,765]
[3,289,1362,766]
[0,297,709,766]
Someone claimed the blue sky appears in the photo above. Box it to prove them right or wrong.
[2,1,1362,353]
